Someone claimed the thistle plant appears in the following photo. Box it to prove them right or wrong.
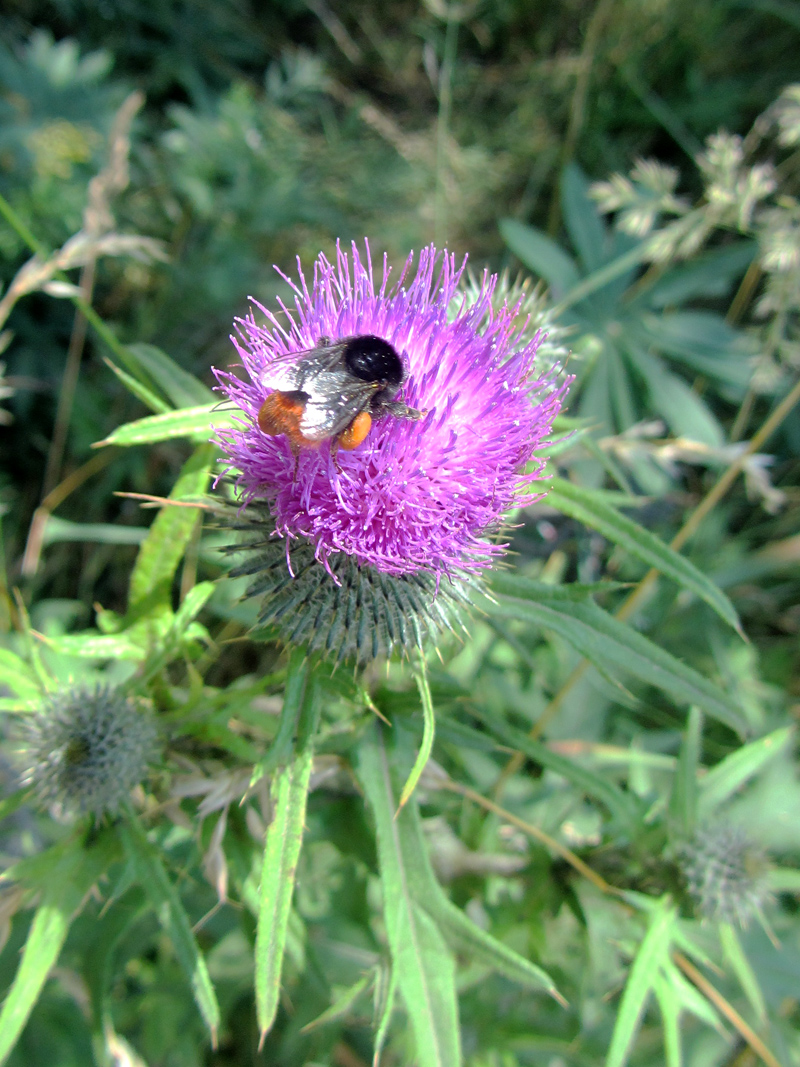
[21,683,159,818]
[214,242,567,661]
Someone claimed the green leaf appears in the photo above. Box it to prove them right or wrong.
[698,726,793,817]
[561,164,608,273]
[669,707,702,837]
[397,659,436,810]
[606,900,676,1067]
[124,343,216,408]
[372,964,397,1067]
[39,631,147,661]
[499,218,580,295]
[0,833,119,1065]
[644,242,756,309]
[104,357,171,414]
[488,576,746,733]
[97,405,237,447]
[639,311,753,391]
[546,477,740,631]
[41,517,149,546]
[128,444,214,613]
[300,972,373,1033]
[719,922,766,1023]
[626,345,725,448]
[0,649,40,703]
[255,748,315,1041]
[478,715,640,836]
[119,811,220,1041]
[652,973,682,1067]
[358,725,461,1067]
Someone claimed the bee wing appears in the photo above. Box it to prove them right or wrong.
[298,372,379,441]
[260,340,349,392]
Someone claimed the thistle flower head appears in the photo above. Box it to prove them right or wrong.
[214,242,567,659]
[21,684,159,818]
[681,823,772,927]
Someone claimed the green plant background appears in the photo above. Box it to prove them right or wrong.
[0,2,799,1066]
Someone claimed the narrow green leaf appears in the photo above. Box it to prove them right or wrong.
[0,834,118,1065]
[41,517,148,546]
[768,868,800,892]
[489,576,745,733]
[662,963,724,1032]
[499,218,580,295]
[698,726,793,817]
[669,707,702,837]
[0,649,40,702]
[398,659,436,810]
[97,405,237,446]
[255,747,315,1041]
[372,964,397,1067]
[128,444,214,613]
[546,477,740,632]
[433,893,563,1003]
[652,973,682,1067]
[479,715,640,835]
[301,972,373,1033]
[719,923,766,1023]
[561,163,607,273]
[125,343,216,408]
[103,357,170,414]
[358,725,461,1067]
[606,900,675,1067]
[644,242,756,308]
[119,811,220,1041]
[250,647,309,785]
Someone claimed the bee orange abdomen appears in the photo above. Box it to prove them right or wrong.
[337,411,372,450]
[257,392,317,450]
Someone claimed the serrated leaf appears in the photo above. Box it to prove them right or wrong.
[97,405,237,446]
[119,812,220,1041]
[546,477,740,631]
[0,832,119,1065]
[698,726,793,817]
[358,725,461,1067]
[125,343,216,408]
[500,218,580,295]
[255,747,315,1040]
[607,900,676,1067]
[128,445,214,613]
[488,576,745,733]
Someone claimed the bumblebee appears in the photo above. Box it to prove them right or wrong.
[257,334,425,452]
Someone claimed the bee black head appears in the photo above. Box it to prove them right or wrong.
[343,335,404,386]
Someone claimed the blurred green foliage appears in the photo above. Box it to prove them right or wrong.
[1,2,799,1066]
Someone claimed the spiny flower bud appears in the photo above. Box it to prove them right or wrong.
[681,823,772,927]
[21,684,159,818]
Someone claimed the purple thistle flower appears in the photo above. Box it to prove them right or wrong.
[213,242,567,660]
[216,243,565,573]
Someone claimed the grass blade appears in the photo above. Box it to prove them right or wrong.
[397,657,436,811]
